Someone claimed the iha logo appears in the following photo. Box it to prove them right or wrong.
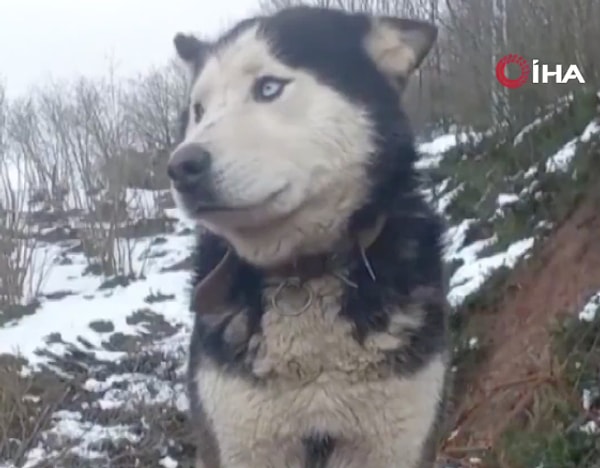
[496,54,585,88]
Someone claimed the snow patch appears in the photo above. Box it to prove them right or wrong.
[419,134,461,155]
[580,420,598,435]
[546,138,578,172]
[160,456,179,468]
[579,291,600,322]
[448,237,535,307]
[580,119,600,142]
[513,93,574,146]
[546,119,600,173]
[0,269,192,367]
[416,132,481,169]
[497,193,519,207]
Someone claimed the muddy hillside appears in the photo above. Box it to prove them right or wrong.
[427,91,600,467]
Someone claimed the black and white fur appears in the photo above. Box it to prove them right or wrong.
[169,6,449,468]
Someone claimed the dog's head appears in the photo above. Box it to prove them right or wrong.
[169,7,437,266]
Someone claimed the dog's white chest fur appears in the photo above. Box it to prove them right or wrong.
[253,275,387,381]
[193,275,446,467]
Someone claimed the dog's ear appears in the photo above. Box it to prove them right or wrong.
[173,33,210,74]
[364,17,437,87]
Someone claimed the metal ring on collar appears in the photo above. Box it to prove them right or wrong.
[271,278,313,316]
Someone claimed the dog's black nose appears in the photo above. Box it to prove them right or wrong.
[167,144,212,188]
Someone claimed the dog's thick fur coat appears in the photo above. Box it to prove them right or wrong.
[169,6,449,468]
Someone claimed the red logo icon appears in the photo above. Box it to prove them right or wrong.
[496,54,530,89]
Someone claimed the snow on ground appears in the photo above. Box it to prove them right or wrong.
[421,115,599,309]
[421,180,464,215]
[419,133,462,156]
[441,216,535,308]
[579,291,600,322]
[0,195,197,465]
[419,132,480,156]
[546,119,600,173]
[497,193,519,207]
[447,237,534,307]
[0,268,192,367]
[513,93,574,146]
[414,128,544,306]
[0,209,195,355]
[416,131,481,170]
[546,138,579,173]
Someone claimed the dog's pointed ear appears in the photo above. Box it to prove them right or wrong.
[174,33,210,73]
[364,17,437,86]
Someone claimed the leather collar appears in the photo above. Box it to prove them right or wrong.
[191,215,386,315]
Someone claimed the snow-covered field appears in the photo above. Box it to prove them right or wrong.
[0,203,197,467]
[1,109,599,466]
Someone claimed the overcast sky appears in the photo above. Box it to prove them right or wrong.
[0,0,260,98]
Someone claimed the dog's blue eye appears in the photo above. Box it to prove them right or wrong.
[253,76,290,102]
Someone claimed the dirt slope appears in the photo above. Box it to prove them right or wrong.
[441,188,600,464]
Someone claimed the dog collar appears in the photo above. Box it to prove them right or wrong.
[190,215,386,315]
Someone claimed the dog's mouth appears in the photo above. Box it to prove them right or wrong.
[176,185,289,220]
[192,203,241,214]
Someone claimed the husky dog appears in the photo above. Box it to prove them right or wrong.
[168,6,449,468]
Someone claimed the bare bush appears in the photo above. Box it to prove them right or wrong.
[0,162,52,307]
[0,357,71,465]
[0,84,53,307]
[3,61,185,279]
[123,61,188,153]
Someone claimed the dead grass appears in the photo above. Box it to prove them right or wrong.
[0,354,198,467]
[492,312,600,468]
[0,356,71,466]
